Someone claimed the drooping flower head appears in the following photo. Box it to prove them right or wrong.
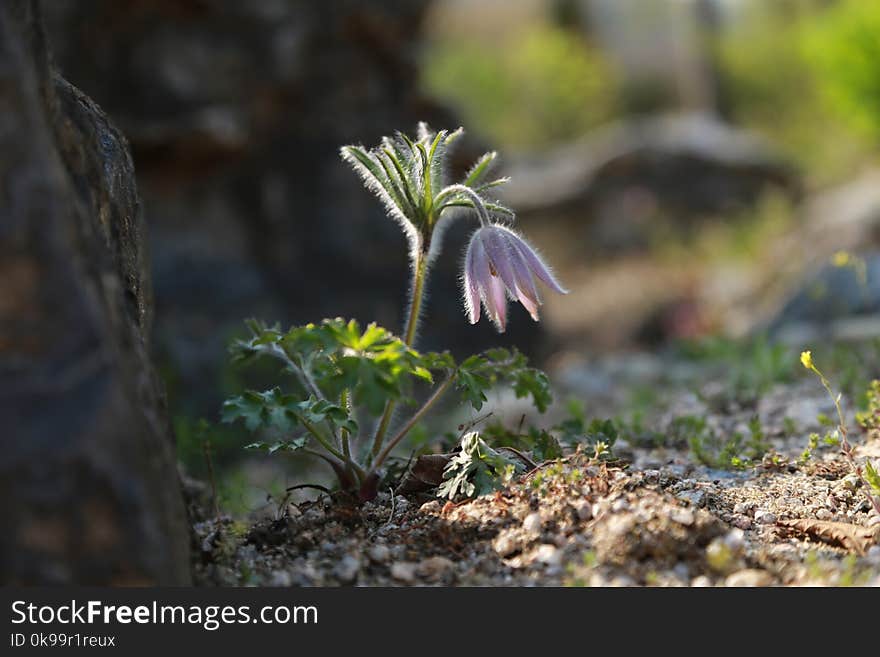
[463,224,567,333]
[340,123,567,334]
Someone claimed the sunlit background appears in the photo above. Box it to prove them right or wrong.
[43,0,880,514]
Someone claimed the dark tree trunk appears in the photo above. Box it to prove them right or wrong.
[0,1,190,584]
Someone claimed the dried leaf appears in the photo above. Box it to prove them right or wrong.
[777,519,878,555]
[395,454,452,495]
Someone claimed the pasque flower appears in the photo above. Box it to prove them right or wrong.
[463,224,567,332]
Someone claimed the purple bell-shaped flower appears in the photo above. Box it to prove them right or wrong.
[463,224,568,332]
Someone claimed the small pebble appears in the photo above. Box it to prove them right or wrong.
[334,555,360,583]
[574,500,593,521]
[731,515,752,530]
[493,533,519,557]
[670,508,695,526]
[676,489,707,507]
[269,570,292,587]
[304,507,325,521]
[691,576,713,587]
[534,544,562,567]
[815,508,832,521]
[523,512,542,534]
[417,556,454,579]
[733,502,755,515]
[390,562,417,584]
[723,529,746,553]
[611,498,630,513]
[419,501,441,514]
[725,569,773,587]
[754,510,777,524]
[367,544,391,563]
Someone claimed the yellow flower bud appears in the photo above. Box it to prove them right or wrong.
[800,350,814,370]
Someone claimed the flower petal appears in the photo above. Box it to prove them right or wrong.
[500,226,568,294]
[509,243,541,321]
[463,236,484,324]
[484,272,507,332]
[479,227,518,296]
[471,232,508,332]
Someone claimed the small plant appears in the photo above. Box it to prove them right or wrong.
[680,414,770,470]
[222,125,567,501]
[800,351,880,515]
[437,432,524,500]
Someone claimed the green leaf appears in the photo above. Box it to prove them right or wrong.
[229,318,457,419]
[222,388,357,437]
[464,151,497,186]
[455,348,552,412]
[865,460,880,495]
[244,438,308,454]
[437,432,525,500]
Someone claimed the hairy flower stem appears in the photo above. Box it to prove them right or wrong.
[373,374,455,471]
[369,251,430,465]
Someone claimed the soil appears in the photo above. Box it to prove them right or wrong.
[191,355,880,587]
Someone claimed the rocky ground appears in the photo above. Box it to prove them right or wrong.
[191,349,880,587]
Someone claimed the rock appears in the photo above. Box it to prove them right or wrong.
[670,508,695,526]
[731,516,752,530]
[0,1,190,585]
[367,545,391,563]
[390,562,418,584]
[268,571,293,587]
[535,544,563,567]
[417,556,455,580]
[866,545,880,566]
[706,538,741,575]
[574,500,593,521]
[676,489,708,507]
[723,529,746,554]
[419,501,442,515]
[815,508,833,521]
[304,507,325,522]
[733,502,756,515]
[725,569,774,587]
[334,555,360,584]
[691,576,713,587]
[493,534,519,558]
[754,510,777,525]
[503,113,797,236]
[523,512,543,534]
[611,499,631,513]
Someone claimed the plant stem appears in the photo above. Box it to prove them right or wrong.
[370,251,429,463]
[404,255,428,346]
[814,369,880,516]
[270,344,342,449]
[372,374,455,470]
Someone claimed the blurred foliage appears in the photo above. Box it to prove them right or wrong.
[676,334,797,400]
[716,0,876,181]
[802,0,880,143]
[422,23,618,151]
